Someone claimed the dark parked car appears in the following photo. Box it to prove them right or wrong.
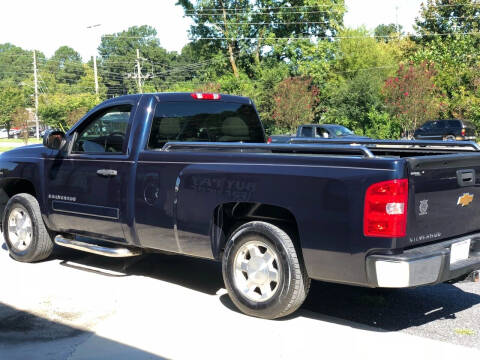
[414,119,476,141]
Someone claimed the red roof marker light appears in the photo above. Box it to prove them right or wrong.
[191,93,221,100]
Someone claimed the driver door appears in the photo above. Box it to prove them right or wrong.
[45,104,134,242]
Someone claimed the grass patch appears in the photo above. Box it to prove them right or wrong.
[0,138,42,144]
[454,329,475,336]
[0,147,16,153]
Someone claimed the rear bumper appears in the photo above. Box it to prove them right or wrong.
[366,234,480,288]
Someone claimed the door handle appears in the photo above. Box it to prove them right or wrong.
[96,169,117,177]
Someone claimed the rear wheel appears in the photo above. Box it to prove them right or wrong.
[222,221,310,319]
[443,135,455,141]
[2,193,54,262]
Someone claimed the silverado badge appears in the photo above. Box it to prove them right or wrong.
[457,193,474,207]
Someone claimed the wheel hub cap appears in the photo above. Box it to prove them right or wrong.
[233,240,281,302]
[8,207,33,252]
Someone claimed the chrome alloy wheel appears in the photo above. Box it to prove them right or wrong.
[233,240,281,302]
[8,206,33,252]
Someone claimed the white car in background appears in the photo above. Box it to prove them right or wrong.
[0,128,21,139]
[0,129,9,139]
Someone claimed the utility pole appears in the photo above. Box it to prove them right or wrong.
[395,6,399,34]
[86,24,101,96]
[136,48,142,93]
[93,55,99,96]
[33,50,39,140]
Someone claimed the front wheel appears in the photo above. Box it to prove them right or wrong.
[2,193,54,262]
[222,221,310,319]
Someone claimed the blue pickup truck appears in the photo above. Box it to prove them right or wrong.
[1,92,480,319]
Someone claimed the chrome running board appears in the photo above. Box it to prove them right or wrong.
[54,235,141,258]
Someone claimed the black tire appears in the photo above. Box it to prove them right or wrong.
[2,193,54,262]
[222,221,310,319]
[443,135,455,141]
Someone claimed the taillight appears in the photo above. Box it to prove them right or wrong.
[364,179,408,237]
[267,136,272,144]
[462,128,466,136]
[191,93,221,100]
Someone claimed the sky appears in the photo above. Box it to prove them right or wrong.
[0,0,425,61]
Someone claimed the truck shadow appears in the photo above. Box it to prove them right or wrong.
[37,248,480,332]
[0,302,166,359]
[297,281,480,331]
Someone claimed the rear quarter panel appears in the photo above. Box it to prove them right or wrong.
[166,152,405,286]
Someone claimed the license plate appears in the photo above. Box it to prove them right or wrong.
[450,239,471,265]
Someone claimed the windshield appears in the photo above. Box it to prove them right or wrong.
[326,125,355,137]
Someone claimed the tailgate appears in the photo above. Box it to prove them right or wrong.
[404,154,480,247]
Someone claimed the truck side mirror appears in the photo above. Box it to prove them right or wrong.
[43,130,66,150]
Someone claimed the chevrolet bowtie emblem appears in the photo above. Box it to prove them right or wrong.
[457,193,474,207]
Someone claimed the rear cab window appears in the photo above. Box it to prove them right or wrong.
[147,101,265,149]
[446,120,462,129]
[300,127,313,137]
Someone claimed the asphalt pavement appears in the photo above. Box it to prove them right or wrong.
[1,237,479,360]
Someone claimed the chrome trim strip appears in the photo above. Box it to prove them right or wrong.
[137,161,394,171]
[52,201,119,220]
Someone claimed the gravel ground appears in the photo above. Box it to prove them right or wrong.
[303,279,480,348]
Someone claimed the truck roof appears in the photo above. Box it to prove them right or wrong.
[101,93,252,105]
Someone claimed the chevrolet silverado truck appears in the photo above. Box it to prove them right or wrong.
[1,92,480,319]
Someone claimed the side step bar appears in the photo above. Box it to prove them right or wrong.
[54,235,142,258]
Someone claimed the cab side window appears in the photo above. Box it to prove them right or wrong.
[72,105,131,154]
[316,127,329,138]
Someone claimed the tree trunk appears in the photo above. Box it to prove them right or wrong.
[221,1,239,78]
[255,28,265,65]
[227,42,239,77]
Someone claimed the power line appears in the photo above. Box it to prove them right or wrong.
[200,20,335,26]
[184,9,344,16]
[184,4,347,12]
[190,31,480,41]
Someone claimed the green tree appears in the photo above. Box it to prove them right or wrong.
[314,28,403,135]
[0,87,24,136]
[374,23,403,41]
[0,44,46,84]
[38,93,100,130]
[46,46,85,85]
[411,31,479,124]
[98,25,176,96]
[176,0,345,76]
[414,0,480,40]
[323,71,385,135]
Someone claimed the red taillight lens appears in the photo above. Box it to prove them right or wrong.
[267,136,272,144]
[191,93,221,100]
[462,128,466,136]
[364,179,408,237]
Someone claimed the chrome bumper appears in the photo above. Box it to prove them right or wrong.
[366,234,480,288]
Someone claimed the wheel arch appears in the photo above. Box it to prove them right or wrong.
[0,178,37,224]
[211,202,301,261]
